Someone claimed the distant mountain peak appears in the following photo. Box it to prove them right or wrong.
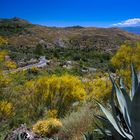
[0,17,33,36]
[12,17,28,22]
[0,17,30,25]
[120,26,140,35]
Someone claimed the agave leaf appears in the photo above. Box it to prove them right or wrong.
[94,117,115,139]
[110,76,131,127]
[110,88,125,132]
[83,134,87,140]
[131,64,139,100]
[121,88,131,127]
[120,77,131,105]
[120,77,132,127]
[83,133,94,140]
[130,83,140,139]
[110,76,126,114]
[95,123,109,136]
[95,115,108,121]
[109,76,133,139]
[95,114,128,140]
[110,87,123,122]
[120,77,126,91]
[96,101,126,138]
[120,87,131,111]
[95,114,117,132]
[17,134,22,140]
[110,86,133,139]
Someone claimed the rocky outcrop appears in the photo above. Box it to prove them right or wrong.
[4,124,43,140]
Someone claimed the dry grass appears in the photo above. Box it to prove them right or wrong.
[58,103,98,140]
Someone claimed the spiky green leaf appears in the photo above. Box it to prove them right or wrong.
[131,64,139,99]
[131,83,140,139]
[96,101,126,138]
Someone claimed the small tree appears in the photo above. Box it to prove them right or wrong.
[34,44,44,56]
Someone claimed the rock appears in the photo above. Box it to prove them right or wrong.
[54,39,65,47]
[65,61,72,65]
[81,68,88,73]
[39,40,47,48]
[4,124,43,140]
[88,67,97,73]
[5,55,11,61]
[81,67,97,73]
[61,61,73,69]
[29,58,38,64]
[62,64,72,69]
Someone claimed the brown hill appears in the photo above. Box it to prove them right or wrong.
[0,18,140,52]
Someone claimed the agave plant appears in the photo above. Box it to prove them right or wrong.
[96,65,140,140]
[44,137,62,140]
[83,133,96,140]
[16,133,29,140]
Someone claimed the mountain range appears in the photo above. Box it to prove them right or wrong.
[0,17,140,53]
[121,26,140,35]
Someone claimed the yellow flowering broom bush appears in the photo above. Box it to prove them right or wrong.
[33,118,62,137]
[22,74,86,119]
[4,60,17,70]
[0,50,8,63]
[45,109,58,119]
[0,101,13,121]
[85,76,112,102]
[0,36,8,45]
[111,43,140,84]
[0,50,16,70]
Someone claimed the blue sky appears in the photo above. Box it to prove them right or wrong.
[0,0,140,27]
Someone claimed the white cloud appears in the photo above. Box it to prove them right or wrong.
[112,18,140,27]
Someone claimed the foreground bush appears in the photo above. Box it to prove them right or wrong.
[22,74,86,119]
[33,118,62,137]
[84,76,112,102]
[59,104,95,140]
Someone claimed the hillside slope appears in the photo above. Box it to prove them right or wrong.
[0,18,140,53]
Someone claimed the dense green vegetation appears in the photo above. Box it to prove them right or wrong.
[0,44,112,80]
[0,17,34,36]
